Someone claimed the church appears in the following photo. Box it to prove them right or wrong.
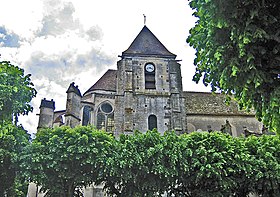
[37,25,262,136]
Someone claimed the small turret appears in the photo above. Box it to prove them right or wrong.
[66,82,82,96]
[65,82,82,127]
[37,98,55,129]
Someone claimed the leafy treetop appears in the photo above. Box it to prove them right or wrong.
[187,0,280,133]
[24,126,114,197]
[0,61,36,123]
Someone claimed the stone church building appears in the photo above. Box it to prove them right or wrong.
[37,25,262,137]
[31,26,264,197]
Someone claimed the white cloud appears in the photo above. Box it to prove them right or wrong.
[0,0,116,134]
[0,0,43,39]
[0,0,211,134]
[25,47,115,89]
[37,0,80,36]
[85,26,103,41]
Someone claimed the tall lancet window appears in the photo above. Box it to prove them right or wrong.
[96,102,115,133]
[82,105,92,126]
[148,115,157,130]
[145,63,156,89]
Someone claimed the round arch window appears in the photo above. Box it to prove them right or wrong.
[96,102,114,133]
[100,102,113,114]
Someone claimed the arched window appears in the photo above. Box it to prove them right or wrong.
[96,113,106,130]
[145,63,156,89]
[148,115,157,130]
[82,105,92,126]
[96,102,114,133]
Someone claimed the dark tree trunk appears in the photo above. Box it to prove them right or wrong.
[67,182,75,197]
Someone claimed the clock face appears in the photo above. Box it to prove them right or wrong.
[145,64,155,72]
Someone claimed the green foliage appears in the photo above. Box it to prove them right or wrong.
[244,135,280,196]
[0,60,35,196]
[0,61,36,122]
[187,0,280,133]
[172,132,238,196]
[24,126,114,197]
[21,128,280,196]
[0,123,30,196]
[101,130,280,197]
[103,130,169,196]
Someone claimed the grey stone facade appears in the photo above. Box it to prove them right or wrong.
[33,25,263,197]
[38,26,188,135]
[114,56,186,135]
[37,26,262,136]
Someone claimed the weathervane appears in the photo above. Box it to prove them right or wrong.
[143,14,146,25]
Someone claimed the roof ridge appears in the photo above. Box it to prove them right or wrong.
[122,26,176,59]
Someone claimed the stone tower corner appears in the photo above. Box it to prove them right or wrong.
[65,82,82,127]
[37,98,55,129]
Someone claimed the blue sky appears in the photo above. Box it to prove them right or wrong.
[0,0,210,134]
[0,27,20,47]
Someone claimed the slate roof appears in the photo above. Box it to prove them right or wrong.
[40,98,55,110]
[66,82,82,97]
[184,91,254,116]
[122,26,176,59]
[84,69,117,95]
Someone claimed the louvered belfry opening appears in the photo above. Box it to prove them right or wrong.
[145,65,156,89]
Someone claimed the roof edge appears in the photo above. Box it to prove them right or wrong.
[122,25,177,59]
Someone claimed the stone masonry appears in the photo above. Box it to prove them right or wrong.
[32,25,262,197]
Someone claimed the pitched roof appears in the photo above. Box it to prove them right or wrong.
[122,26,176,59]
[66,82,82,97]
[184,91,254,116]
[84,69,117,95]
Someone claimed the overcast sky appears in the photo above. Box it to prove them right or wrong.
[0,0,210,134]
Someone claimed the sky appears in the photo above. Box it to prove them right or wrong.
[0,0,210,134]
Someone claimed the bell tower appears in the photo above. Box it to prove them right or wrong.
[114,26,186,134]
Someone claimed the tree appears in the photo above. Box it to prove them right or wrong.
[103,130,169,197]
[168,132,252,197]
[187,0,280,133]
[103,130,261,197]
[244,135,280,196]
[24,126,114,197]
[0,123,30,196]
[0,61,36,123]
[0,60,35,196]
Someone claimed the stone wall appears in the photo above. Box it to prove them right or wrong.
[184,91,262,134]
[115,56,186,134]
[37,107,54,128]
[187,115,262,136]
[115,93,172,134]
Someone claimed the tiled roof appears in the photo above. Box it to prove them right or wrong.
[184,91,254,116]
[122,26,176,59]
[84,69,117,95]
